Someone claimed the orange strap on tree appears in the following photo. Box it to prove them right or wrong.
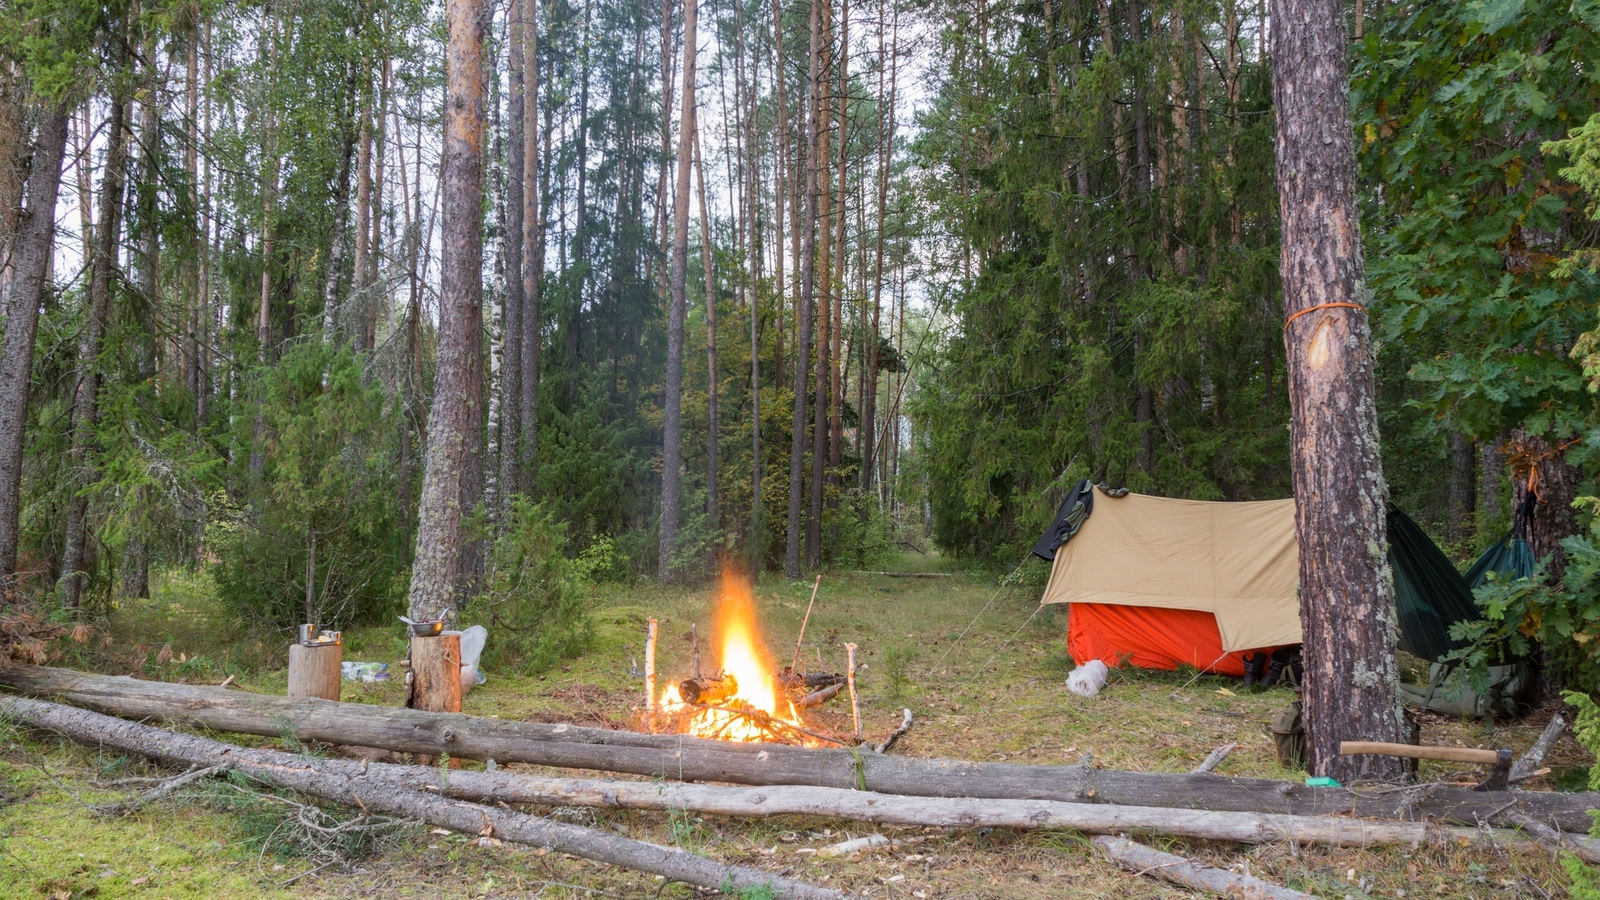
[1283,302,1368,332]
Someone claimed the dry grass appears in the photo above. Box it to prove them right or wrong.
[1,555,1594,898]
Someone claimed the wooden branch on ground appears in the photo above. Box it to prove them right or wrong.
[873,708,913,754]
[1512,713,1567,782]
[855,572,952,578]
[91,764,224,817]
[1193,743,1237,774]
[1092,835,1312,900]
[4,664,1596,831]
[1503,811,1600,866]
[2,696,854,900]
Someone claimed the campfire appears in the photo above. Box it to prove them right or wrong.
[652,572,846,745]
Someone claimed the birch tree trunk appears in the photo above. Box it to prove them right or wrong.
[658,0,697,577]
[408,0,486,620]
[1270,0,1405,782]
[0,107,70,581]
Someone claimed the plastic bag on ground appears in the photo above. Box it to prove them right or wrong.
[1066,659,1109,698]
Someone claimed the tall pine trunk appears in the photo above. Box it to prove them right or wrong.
[407,0,486,620]
[501,0,525,506]
[0,107,70,580]
[1270,0,1404,782]
[694,128,719,543]
[785,0,823,578]
[520,0,542,496]
[659,0,697,577]
[60,91,130,612]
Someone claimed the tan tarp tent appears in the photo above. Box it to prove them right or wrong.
[1038,492,1300,652]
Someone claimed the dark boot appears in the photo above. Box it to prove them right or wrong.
[1242,652,1267,687]
[1263,647,1294,687]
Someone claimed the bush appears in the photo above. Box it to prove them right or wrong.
[212,343,405,632]
[461,500,594,675]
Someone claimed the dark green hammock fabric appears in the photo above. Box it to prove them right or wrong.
[1388,506,1484,662]
[1464,495,1538,588]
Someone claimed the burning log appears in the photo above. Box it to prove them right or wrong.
[794,682,846,710]
[5,664,1596,831]
[678,673,738,706]
[777,668,845,691]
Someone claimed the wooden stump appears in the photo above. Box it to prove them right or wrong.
[408,633,462,714]
[287,643,342,701]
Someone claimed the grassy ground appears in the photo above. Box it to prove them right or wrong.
[2,553,1593,898]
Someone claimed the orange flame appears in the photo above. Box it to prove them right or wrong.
[658,570,807,742]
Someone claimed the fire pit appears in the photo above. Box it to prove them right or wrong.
[652,574,848,746]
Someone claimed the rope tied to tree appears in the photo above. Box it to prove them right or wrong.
[1282,302,1368,332]
[1505,436,1583,502]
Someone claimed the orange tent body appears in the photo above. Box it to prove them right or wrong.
[1066,602,1276,677]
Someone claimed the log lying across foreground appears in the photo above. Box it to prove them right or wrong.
[4,693,1575,859]
[1,697,854,900]
[3,664,1594,831]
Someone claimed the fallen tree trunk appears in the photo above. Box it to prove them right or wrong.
[414,763,1559,849]
[5,693,1563,858]
[3,664,1594,831]
[1,696,853,900]
[1092,835,1312,900]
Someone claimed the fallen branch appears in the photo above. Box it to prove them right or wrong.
[1092,835,1312,900]
[1512,713,1567,782]
[1503,811,1600,866]
[2,697,854,900]
[815,834,928,857]
[91,763,224,817]
[5,664,1595,831]
[1193,743,1237,774]
[873,709,913,754]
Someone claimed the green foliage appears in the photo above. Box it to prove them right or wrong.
[460,500,594,675]
[1356,0,1600,449]
[912,0,1287,562]
[212,342,404,632]
[1447,498,1600,694]
[718,878,777,900]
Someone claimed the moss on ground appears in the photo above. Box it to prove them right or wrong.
[2,554,1593,897]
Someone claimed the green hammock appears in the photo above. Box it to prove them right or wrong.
[1387,506,1484,663]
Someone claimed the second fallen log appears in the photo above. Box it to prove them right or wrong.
[2,664,1595,831]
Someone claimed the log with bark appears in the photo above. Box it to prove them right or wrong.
[4,665,1595,831]
[1092,835,1312,900]
[8,691,1580,860]
[3,696,854,900]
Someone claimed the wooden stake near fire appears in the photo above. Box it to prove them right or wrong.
[845,643,861,741]
[645,618,658,733]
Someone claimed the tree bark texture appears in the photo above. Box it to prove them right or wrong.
[2,696,854,900]
[286,643,342,701]
[1508,428,1581,585]
[408,0,486,620]
[407,632,462,713]
[658,0,696,577]
[520,0,541,493]
[0,107,70,579]
[694,128,720,537]
[1092,836,1313,900]
[501,0,525,505]
[60,93,130,612]
[4,665,1590,831]
[1270,0,1405,782]
[785,0,823,579]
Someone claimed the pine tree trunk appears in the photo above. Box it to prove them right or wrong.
[1270,0,1405,783]
[61,91,130,613]
[1448,432,1475,543]
[501,0,525,506]
[408,0,486,621]
[659,0,697,577]
[0,107,70,580]
[520,0,542,495]
[786,0,823,579]
[694,129,720,542]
